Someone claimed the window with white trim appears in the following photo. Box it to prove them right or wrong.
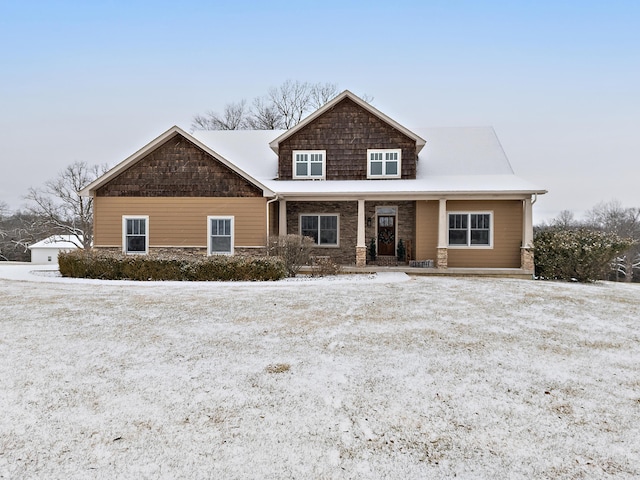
[300,214,338,246]
[123,216,148,254]
[367,149,401,178]
[448,213,492,247]
[293,150,326,179]
[208,216,234,255]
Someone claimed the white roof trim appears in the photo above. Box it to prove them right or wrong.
[79,126,275,197]
[268,90,427,154]
[28,235,83,250]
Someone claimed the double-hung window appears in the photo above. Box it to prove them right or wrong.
[448,213,492,247]
[208,216,234,255]
[123,216,148,254]
[367,149,401,178]
[300,214,338,246]
[293,150,325,179]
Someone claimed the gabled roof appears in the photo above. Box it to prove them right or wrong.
[193,127,547,197]
[268,90,427,154]
[79,126,275,197]
[29,235,82,250]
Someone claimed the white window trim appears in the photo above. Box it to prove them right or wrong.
[299,213,340,247]
[367,148,401,179]
[207,216,234,255]
[447,211,494,248]
[292,150,326,180]
[122,215,149,255]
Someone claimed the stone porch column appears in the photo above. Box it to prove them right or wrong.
[278,199,287,237]
[521,197,534,272]
[356,199,367,267]
[436,198,448,269]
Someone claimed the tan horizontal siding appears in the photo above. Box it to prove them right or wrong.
[447,200,522,268]
[415,200,523,268]
[94,197,267,248]
[415,200,439,261]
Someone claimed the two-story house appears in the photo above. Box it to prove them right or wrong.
[80,91,546,273]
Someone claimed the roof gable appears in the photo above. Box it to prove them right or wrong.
[79,127,274,197]
[268,90,426,154]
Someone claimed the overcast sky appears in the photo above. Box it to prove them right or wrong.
[1,0,638,222]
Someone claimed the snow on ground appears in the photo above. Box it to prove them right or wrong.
[0,264,639,479]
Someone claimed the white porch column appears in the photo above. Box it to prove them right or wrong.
[437,198,448,269]
[356,199,367,267]
[357,199,366,248]
[437,199,448,248]
[279,199,287,236]
[522,197,533,248]
[521,196,535,272]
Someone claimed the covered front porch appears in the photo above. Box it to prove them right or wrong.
[273,195,535,273]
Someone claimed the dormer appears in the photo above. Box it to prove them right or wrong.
[269,91,426,181]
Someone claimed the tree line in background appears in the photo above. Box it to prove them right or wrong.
[534,201,640,282]
[0,162,107,261]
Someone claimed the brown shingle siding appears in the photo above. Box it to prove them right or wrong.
[97,135,263,198]
[278,98,417,180]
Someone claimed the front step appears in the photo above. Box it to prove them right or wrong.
[372,255,398,266]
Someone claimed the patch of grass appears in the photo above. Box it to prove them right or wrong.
[265,363,291,374]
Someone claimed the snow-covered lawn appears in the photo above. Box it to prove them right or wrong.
[1,265,639,479]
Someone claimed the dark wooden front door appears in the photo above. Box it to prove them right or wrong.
[377,215,396,256]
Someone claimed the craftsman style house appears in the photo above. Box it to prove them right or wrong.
[80,91,546,273]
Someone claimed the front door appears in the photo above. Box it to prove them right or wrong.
[377,215,396,256]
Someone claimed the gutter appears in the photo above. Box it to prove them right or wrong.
[266,195,279,241]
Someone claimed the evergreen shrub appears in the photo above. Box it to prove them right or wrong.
[58,250,286,281]
[533,228,634,282]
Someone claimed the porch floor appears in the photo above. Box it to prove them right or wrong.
[300,265,534,280]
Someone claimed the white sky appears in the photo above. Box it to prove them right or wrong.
[1,1,638,223]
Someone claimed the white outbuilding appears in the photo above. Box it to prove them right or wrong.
[28,235,81,264]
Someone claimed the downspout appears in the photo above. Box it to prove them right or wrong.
[266,195,279,247]
[531,193,538,205]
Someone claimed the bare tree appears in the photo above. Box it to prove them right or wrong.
[0,200,9,220]
[267,80,314,128]
[0,210,41,261]
[25,161,108,249]
[551,210,578,229]
[247,97,285,130]
[191,81,354,132]
[309,82,341,110]
[192,99,250,130]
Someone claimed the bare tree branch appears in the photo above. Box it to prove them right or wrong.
[309,82,340,109]
[191,100,250,131]
[190,81,372,132]
[24,161,108,249]
[247,97,285,130]
[268,80,313,129]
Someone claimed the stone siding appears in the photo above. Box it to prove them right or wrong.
[286,200,416,265]
[437,248,448,269]
[521,248,535,272]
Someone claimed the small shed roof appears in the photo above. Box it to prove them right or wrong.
[28,235,82,250]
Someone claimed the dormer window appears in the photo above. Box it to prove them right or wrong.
[293,150,326,179]
[367,149,401,179]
